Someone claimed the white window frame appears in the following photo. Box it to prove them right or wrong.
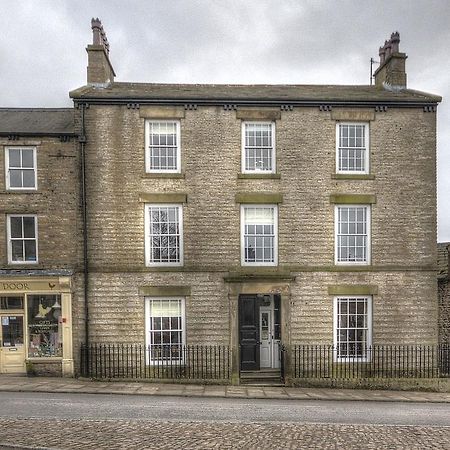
[335,122,369,174]
[7,214,39,264]
[241,121,276,173]
[334,205,371,265]
[5,147,37,190]
[333,296,372,362]
[241,204,278,267]
[144,204,183,267]
[144,297,186,365]
[145,120,181,173]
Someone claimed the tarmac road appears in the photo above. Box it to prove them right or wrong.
[1,391,450,426]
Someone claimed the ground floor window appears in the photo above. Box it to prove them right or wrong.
[333,296,372,361]
[27,295,62,357]
[145,297,185,364]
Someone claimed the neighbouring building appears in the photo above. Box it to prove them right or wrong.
[438,242,450,344]
[0,20,442,382]
[0,108,79,376]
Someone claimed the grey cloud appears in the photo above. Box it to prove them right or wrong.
[1,0,449,239]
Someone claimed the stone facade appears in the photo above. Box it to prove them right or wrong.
[438,243,450,344]
[0,22,442,379]
[66,24,442,379]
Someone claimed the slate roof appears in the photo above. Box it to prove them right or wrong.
[70,82,441,104]
[0,108,75,135]
[438,242,450,279]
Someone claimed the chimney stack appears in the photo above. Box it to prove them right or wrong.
[86,18,116,85]
[374,32,407,90]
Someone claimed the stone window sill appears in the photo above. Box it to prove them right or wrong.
[238,173,281,180]
[142,173,185,179]
[332,174,375,180]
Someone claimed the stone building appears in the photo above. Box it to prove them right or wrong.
[438,242,450,344]
[0,21,442,380]
[69,23,441,380]
[0,109,79,375]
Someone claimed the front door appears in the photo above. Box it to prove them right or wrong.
[239,295,259,370]
[0,314,25,374]
[259,308,272,368]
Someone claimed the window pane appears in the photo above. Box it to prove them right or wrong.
[21,150,34,168]
[11,241,24,261]
[8,149,21,167]
[22,170,36,188]
[24,241,37,262]
[9,170,22,187]
[10,217,23,238]
[23,217,35,238]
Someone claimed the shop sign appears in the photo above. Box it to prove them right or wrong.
[0,281,59,291]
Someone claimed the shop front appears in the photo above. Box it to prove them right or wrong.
[0,276,73,376]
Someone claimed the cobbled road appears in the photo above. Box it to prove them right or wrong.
[1,418,450,449]
[0,392,449,449]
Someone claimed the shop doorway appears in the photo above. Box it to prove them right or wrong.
[0,314,25,374]
[239,294,281,371]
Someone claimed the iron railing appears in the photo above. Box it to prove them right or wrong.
[80,344,231,381]
[291,344,450,379]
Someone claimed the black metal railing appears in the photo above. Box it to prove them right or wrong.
[80,344,231,381]
[291,344,450,379]
[280,343,287,382]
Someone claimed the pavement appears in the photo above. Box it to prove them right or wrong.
[1,375,450,403]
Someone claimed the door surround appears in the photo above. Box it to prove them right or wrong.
[227,279,292,378]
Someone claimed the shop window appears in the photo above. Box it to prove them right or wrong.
[27,295,62,357]
[0,296,24,310]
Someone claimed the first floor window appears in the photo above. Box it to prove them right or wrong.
[7,215,38,264]
[145,120,181,172]
[336,123,369,173]
[145,204,183,266]
[242,122,275,172]
[145,297,185,364]
[241,205,277,265]
[334,296,372,361]
[5,147,37,189]
[27,295,62,357]
[335,205,370,264]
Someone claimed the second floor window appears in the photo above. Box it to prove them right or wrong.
[5,147,37,190]
[7,214,38,264]
[335,205,370,264]
[145,204,183,266]
[242,122,275,173]
[336,123,369,173]
[145,121,181,173]
[241,205,278,266]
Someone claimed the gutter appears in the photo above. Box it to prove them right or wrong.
[71,98,441,108]
[78,104,89,347]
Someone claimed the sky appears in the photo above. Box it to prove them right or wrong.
[1,0,449,241]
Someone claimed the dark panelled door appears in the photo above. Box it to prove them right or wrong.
[239,295,259,370]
